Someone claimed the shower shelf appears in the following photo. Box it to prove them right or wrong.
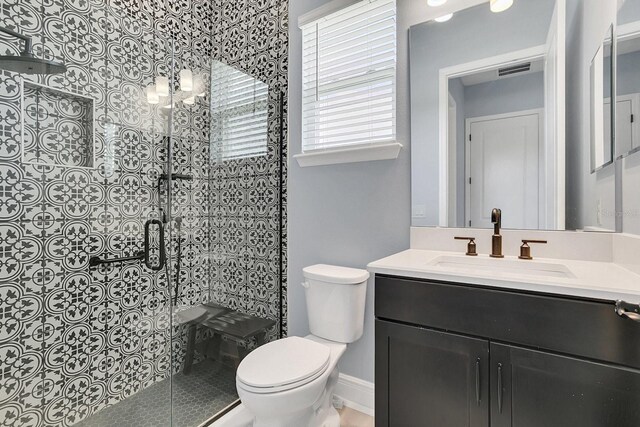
[21,80,95,169]
[89,252,145,267]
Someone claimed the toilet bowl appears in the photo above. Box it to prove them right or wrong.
[235,264,369,427]
[237,335,346,427]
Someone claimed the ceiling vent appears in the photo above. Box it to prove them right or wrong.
[497,62,531,77]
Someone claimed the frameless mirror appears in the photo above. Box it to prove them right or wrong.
[410,0,566,230]
[618,0,640,235]
[616,0,640,158]
[590,25,614,172]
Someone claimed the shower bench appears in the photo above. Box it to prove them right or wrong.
[183,302,275,374]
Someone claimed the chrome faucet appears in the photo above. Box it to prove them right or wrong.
[490,208,504,258]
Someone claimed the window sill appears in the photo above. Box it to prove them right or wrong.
[294,142,402,168]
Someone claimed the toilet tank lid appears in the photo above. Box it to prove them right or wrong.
[303,264,370,285]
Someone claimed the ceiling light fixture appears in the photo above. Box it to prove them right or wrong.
[490,0,514,13]
[146,70,206,105]
[146,85,159,104]
[180,69,193,92]
[435,13,453,22]
[427,0,448,6]
[156,76,169,97]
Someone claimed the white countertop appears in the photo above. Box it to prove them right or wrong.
[368,249,640,304]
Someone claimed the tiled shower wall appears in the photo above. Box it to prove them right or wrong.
[0,0,288,426]
[208,0,288,338]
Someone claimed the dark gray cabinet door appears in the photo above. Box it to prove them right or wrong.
[376,320,489,427]
[491,343,640,427]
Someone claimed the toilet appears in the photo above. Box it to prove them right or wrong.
[236,264,369,427]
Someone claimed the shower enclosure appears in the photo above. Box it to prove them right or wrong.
[0,1,287,426]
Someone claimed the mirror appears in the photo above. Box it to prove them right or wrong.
[616,0,640,158]
[618,0,640,235]
[410,0,565,230]
[590,25,614,172]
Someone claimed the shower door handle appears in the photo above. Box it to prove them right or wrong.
[144,219,165,271]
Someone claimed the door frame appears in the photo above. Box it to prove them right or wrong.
[448,93,458,227]
[543,0,566,230]
[465,109,545,229]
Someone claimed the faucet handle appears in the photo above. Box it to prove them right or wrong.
[519,239,547,260]
[454,236,478,256]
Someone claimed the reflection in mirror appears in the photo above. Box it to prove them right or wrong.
[449,64,546,229]
[618,0,640,234]
[410,0,565,230]
[616,0,640,158]
[210,61,269,161]
[590,25,614,172]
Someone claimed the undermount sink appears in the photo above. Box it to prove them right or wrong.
[427,255,576,279]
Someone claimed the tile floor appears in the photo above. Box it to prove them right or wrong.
[73,360,237,427]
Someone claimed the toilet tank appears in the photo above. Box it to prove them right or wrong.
[302,264,369,343]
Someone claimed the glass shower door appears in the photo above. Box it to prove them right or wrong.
[63,9,176,427]
[163,56,286,426]
[0,0,285,425]
[12,4,176,426]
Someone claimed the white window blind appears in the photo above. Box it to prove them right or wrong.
[301,0,396,152]
[210,61,268,160]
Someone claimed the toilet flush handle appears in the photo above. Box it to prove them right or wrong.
[301,281,310,289]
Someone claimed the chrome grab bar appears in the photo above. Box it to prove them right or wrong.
[615,300,640,323]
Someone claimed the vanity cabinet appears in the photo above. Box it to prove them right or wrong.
[375,275,640,427]
[491,343,640,427]
[376,320,489,427]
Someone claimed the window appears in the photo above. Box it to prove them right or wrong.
[210,61,268,161]
[301,0,397,154]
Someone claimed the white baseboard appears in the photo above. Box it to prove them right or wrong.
[334,374,375,416]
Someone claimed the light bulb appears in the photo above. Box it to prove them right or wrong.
[193,74,206,97]
[156,76,169,97]
[427,0,447,6]
[183,96,195,105]
[490,0,514,13]
[180,69,193,92]
[435,13,453,22]
[146,85,159,104]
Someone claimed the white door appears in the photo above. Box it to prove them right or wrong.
[609,97,634,158]
[467,112,540,229]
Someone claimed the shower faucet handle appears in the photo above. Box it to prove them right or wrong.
[454,236,478,256]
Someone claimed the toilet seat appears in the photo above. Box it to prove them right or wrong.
[237,336,331,394]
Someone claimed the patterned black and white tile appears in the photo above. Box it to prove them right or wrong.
[0,0,287,425]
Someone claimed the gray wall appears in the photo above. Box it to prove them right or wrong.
[617,50,640,96]
[619,0,640,25]
[287,0,415,382]
[462,72,545,119]
[410,0,556,226]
